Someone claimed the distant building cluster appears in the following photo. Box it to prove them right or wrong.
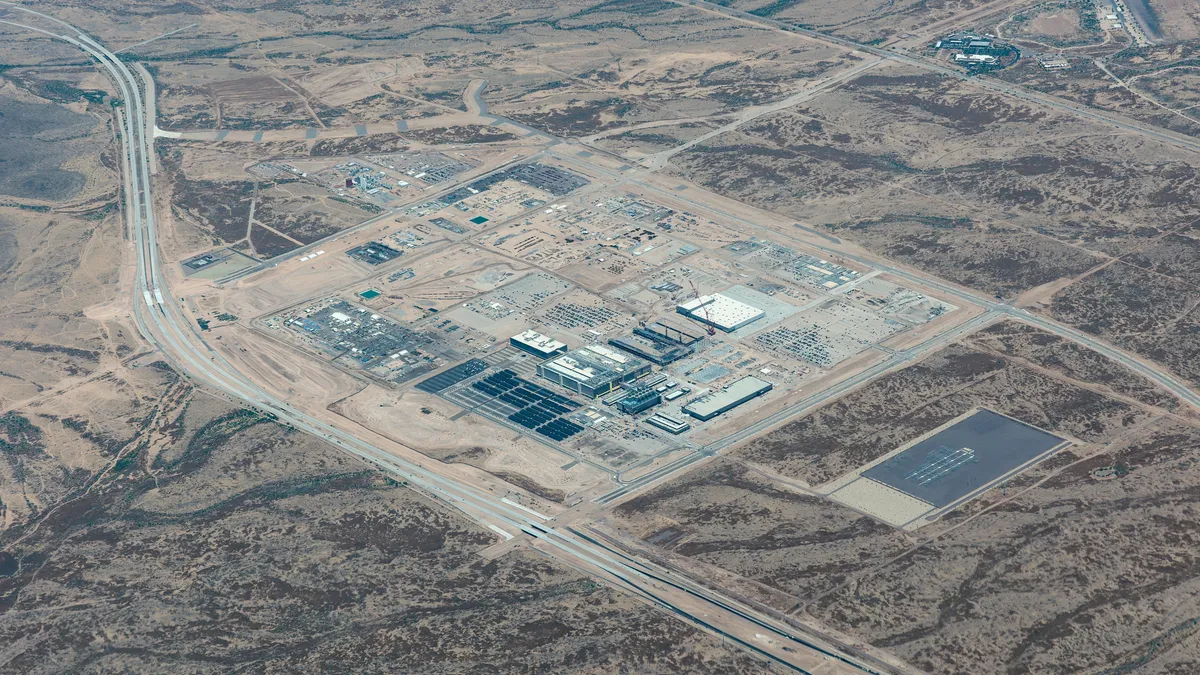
[935,32,995,51]
[934,32,1018,69]
[1037,55,1071,70]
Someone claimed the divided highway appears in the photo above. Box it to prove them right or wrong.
[0,4,883,672]
[10,4,1196,669]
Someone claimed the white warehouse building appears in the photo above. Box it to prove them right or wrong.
[676,293,766,332]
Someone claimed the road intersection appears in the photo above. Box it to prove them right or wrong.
[7,3,1200,671]
[0,4,885,672]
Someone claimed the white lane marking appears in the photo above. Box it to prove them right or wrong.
[501,497,550,521]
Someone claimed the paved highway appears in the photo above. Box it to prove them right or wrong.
[0,5,882,672]
[12,4,1194,668]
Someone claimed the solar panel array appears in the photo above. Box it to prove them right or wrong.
[415,358,488,393]
[471,369,584,441]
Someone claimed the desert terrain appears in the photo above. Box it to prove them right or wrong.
[7,0,1200,671]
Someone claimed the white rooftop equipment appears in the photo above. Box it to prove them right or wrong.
[509,330,568,358]
[683,376,773,421]
[676,293,766,332]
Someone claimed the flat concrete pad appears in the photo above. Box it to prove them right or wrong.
[863,409,1066,507]
[830,477,935,526]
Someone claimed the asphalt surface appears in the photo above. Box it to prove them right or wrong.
[0,4,882,672]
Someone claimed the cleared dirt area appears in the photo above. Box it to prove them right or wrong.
[1028,10,1079,37]
[0,204,130,405]
[208,75,316,130]
[1003,2,1104,48]
[331,385,605,504]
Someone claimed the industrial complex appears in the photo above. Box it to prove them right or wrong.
[31,0,1200,670]
[259,176,960,472]
[682,376,774,421]
[537,344,652,398]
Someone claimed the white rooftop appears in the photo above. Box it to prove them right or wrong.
[683,376,773,419]
[582,343,629,364]
[540,344,648,385]
[511,329,567,353]
[677,293,766,332]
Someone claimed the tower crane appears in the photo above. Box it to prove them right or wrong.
[688,280,717,336]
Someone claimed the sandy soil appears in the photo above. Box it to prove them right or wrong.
[333,384,609,498]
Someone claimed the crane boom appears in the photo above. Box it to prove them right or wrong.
[687,280,717,335]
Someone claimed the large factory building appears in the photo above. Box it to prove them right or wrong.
[683,376,773,421]
[676,293,765,333]
[509,330,568,358]
[537,344,651,397]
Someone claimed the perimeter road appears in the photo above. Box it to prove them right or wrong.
[0,5,883,672]
[598,310,1000,504]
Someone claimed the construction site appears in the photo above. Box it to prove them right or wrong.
[20,0,1200,671]
[227,163,967,474]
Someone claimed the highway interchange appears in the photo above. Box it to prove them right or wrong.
[5,2,1200,672]
[0,3,885,673]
